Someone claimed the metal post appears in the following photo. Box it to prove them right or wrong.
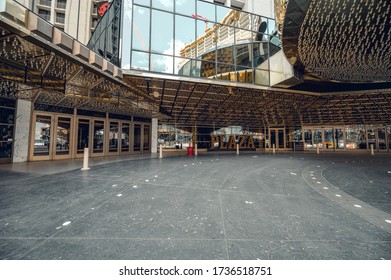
[370,144,374,155]
[317,143,320,154]
[236,143,239,155]
[159,144,163,159]
[81,148,90,170]
[272,143,276,154]
[195,144,198,155]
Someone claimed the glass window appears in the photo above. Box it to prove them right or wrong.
[216,5,231,25]
[151,53,173,74]
[175,15,195,57]
[121,123,130,152]
[175,0,195,16]
[131,51,149,70]
[252,41,269,68]
[77,119,89,154]
[267,18,278,36]
[235,27,251,44]
[132,5,150,52]
[151,10,173,55]
[217,45,234,64]
[56,117,71,155]
[235,43,252,67]
[109,122,119,153]
[34,115,51,156]
[217,63,235,81]
[134,124,141,151]
[152,0,173,12]
[134,0,150,6]
[335,128,344,149]
[313,129,322,148]
[144,125,150,151]
[216,24,235,49]
[197,0,216,23]
[200,60,215,78]
[93,120,105,154]
[367,126,376,149]
[346,125,366,149]
[196,19,215,57]
[121,0,132,69]
[378,127,386,150]
[304,129,312,148]
[236,67,253,83]
[0,107,14,124]
[324,129,333,149]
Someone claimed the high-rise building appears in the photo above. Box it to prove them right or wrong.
[15,0,112,44]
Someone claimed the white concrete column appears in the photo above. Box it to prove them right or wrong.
[151,118,158,153]
[12,99,31,163]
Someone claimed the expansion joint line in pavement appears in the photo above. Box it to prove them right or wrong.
[302,165,391,234]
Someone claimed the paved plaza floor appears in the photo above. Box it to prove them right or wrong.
[0,152,390,260]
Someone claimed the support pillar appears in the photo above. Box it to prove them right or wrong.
[151,118,158,153]
[12,99,31,163]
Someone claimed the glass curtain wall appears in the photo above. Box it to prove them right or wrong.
[91,0,280,87]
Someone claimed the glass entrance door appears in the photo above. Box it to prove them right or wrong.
[54,116,72,159]
[92,120,105,156]
[32,114,52,160]
[269,128,285,150]
[31,113,73,160]
[77,118,90,156]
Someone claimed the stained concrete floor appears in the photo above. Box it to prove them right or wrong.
[0,152,390,260]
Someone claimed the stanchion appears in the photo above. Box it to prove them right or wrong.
[159,144,163,159]
[236,143,239,155]
[317,143,320,154]
[81,148,90,171]
[195,144,198,156]
[370,144,374,156]
[272,144,276,154]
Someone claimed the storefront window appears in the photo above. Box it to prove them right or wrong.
[144,125,150,151]
[378,127,386,150]
[345,125,366,149]
[0,101,15,160]
[134,124,141,151]
[367,126,376,150]
[121,123,130,152]
[304,129,312,148]
[324,128,333,149]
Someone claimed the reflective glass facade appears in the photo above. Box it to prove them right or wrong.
[88,0,280,86]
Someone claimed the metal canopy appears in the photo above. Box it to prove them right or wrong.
[124,74,391,128]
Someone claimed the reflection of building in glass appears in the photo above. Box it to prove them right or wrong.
[88,0,280,86]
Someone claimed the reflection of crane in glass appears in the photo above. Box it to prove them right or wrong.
[192,14,210,31]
